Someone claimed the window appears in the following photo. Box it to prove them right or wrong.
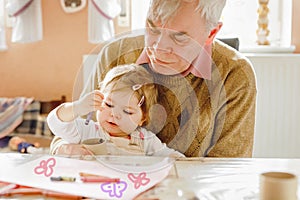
[218,0,293,52]
[131,0,294,53]
[131,0,150,30]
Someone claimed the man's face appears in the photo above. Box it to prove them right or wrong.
[145,2,209,75]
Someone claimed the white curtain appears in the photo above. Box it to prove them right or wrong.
[0,0,7,50]
[6,0,43,43]
[88,0,121,43]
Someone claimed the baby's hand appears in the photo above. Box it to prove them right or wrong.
[73,90,104,116]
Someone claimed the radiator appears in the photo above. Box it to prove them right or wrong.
[247,54,300,158]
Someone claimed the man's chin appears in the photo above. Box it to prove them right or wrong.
[150,63,183,75]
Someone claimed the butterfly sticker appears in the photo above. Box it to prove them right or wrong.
[128,172,150,189]
[34,157,56,177]
[100,181,127,198]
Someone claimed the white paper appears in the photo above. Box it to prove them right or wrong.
[0,154,173,199]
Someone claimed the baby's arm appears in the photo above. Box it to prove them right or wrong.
[57,90,104,122]
[143,129,185,158]
[47,90,104,143]
[151,140,185,158]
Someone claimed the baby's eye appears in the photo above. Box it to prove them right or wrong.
[123,110,133,115]
[104,102,113,108]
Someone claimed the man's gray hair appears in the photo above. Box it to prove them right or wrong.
[148,0,226,31]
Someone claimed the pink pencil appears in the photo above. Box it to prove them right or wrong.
[0,183,19,194]
[80,176,120,183]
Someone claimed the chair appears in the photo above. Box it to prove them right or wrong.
[40,95,66,114]
[217,38,240,51]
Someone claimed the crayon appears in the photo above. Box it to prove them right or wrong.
[85,112,93,125]
[50,176,76,182]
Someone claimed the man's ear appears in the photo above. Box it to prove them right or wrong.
[205,22,223,45]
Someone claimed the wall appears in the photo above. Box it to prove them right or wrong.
[0,0,130,101]
[292,0,300,52]
[0,0,299,101]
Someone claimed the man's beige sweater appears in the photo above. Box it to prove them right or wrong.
[50,35,257,157]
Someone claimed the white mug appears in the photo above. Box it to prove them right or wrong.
[260,171,298,200]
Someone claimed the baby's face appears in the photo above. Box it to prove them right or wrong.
[97,90,145,137]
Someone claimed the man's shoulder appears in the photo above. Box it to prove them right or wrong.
[98,34,145,78]
[212,40,256,87]
[212,39,252,68]
[103,34,145,53]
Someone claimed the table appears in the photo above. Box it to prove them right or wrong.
[136,157,300,200]
[1,155,300,200]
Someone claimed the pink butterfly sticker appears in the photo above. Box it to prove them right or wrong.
[100,181,127,198]
[34,157,56,177]
[128,172,150,189]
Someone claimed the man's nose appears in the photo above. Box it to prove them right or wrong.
[153,31,173,53]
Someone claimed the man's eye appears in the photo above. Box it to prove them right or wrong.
[172,34,190,44]
[149,27,160,35]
